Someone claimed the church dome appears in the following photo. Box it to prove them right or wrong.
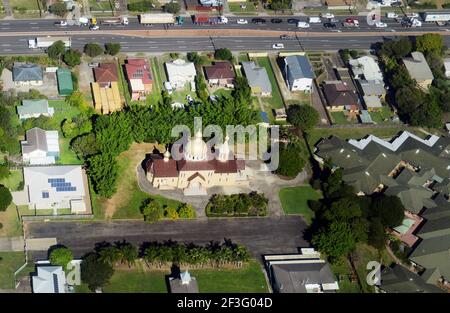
[184,131,208,161]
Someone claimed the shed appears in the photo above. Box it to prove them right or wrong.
[56,68,74,96]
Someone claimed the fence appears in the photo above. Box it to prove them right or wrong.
[21,213,94,221]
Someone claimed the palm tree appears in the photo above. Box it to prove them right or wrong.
[98,246,121,266]
[116,242,138,268]
[143,246,158,268]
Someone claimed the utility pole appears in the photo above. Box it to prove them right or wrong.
[295,31,304,52]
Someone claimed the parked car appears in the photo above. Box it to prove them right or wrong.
[308,17,322,24]
[297,22,310,28]
[405,13,419,19]
[272,43,285,49]
[237,19,248,24]
[375,22,388,28]
[323,22,337,29]
[287,18,300,24]
[89,25,100,30]
[320,13,335,19]
[252,18,266,24]
[271,18,282,24]
[329,18,339,23]
[386,12,398,19]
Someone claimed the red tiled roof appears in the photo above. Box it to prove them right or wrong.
[124,58,153,84]
[204,62,236,80]
[152,158,179,177]
[94,63,118,83]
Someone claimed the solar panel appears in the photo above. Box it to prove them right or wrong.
[53,273,59,293]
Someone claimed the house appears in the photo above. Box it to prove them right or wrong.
[32,264,67,293]
[357,80,386,99]
[21,127,60,165]
[363,95,383,111]
[17,99,54,120]
[403,52,434,90]
[322,80,360,111]
[444,58,450,78]
[241,61,272,96]
[349,56,384,83]
[124,58,153,100]
[91,82,122,114]
[203,61,235,88]
[12,165,91,213]
[165,59,196,89]
[169,270,199,293]
[379,265,443,293]
[56,68,73,96]
[93,63,119,87]
[145,132,248,196]
[13,63,43,86]
[283,55,314,92]
[264,248,339,293]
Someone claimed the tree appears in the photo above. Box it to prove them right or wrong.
[62,114,92,139]
[88,154,118,198]
[80,253,114,291]
[270,0,291,11]
[323,197,362,222]
[141,199,164,222]
[370,195,405,228]
[177,203,196,218]
[187,52,206,66]
[0,164,10,179]
[312,221,356,261]
[97,245,121,266]
[273,144,305,178]
[104,43,121,56]
[0,186,12,212]
[63,49,82,67]
[116,242,138,267]
[47,40,66,60]
[165,206,179,219]
[84,43,104,57]
[164,1,181,14]
[49,3,68,17]
[49,247,73,270]
[232,76,252,106]
[287,104,320,134]
[380,38,412,60]
[71,133,100,159]
[368,218,386,249]
[214,48,232,61]
[415,33,444,56]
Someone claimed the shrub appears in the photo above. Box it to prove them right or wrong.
[0,186,12,211]
[206,192,268,217]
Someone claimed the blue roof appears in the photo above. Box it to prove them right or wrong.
[260,111,269,123]
[285,55,314,80]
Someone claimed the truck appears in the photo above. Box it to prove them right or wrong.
[421,12,450,23]
[194,15,228,24]
[28,36,71,49]
[342,18,360,28]
[101,17,129,26]
[139,13,175,25]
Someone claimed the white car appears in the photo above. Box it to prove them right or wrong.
[272,43,285,49]
[406,13,419,19]
[237,19,248,25]
[55,20,67,26]
[320,13,335,19]
[386,12,398,19]
[297,22,310,28]
[89,25,100,30]
[375,22,387,28]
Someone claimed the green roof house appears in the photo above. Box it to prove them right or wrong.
[56,68,73,96]
[17,99,54,120]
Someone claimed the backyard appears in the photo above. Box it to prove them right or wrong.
[279,185,322,224]
[0,252,26,289]
[76,259,268,293]
[0,170,23,236]
[228,1,257,14]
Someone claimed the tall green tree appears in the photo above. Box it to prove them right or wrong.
[49,246,73,270]
[214,48,232,61]
[312,221,356,261]
[47,40,66,60]
[287,104,320,134]
[141,199,164,223]
[63,49,82,67]
[84,43,104,57]
[415,33,444,56]
[80,253,114,291]
[88,154,118,198]
[104,43,121,56]
[0,186,12,212]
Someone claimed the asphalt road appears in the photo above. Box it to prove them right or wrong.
[1,15,449,34]
[0,34,438,54]
[26,216,309,260]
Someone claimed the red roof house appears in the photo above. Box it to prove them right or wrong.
[204,61,236,87]
[124,58,153,100]
[93,63,119,87]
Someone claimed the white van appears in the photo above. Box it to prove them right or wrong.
[297,22,310,28]
[308,17,321,23]
[386,12,398,19]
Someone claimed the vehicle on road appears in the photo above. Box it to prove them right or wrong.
[375,22,387,28]
[323,22,337,29]
[287,18,299,24]
[237,18,248,24]
[79,17,89,26]
[271,18,282,24]
[436,21,447,26]
[320,13,335,19]
[421,12,450,23]
[28,36,71,49]
[386,12,399,19]
[401,17,422,27]
[308,17,321,23]
[54,20,67,27]
[342,18,359,28]
[140,13,175,25]
[329,18,339,23]
[88,62,99,68]
[89,25,100,30]
[405,13,419,19]
[297,22,310,28]
[208,16,229,24]
[280,34,295,39]
[411,18,422,27]
[272,43,285,49]
[100,17,129,26]
[252,18,266,24]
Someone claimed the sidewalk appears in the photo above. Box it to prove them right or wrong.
[0,236,24,252]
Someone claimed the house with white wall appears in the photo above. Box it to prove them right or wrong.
[21,127,60,165]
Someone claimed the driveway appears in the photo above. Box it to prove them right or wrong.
[25,216,309,260]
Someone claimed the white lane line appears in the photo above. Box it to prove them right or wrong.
[1,27,10,30]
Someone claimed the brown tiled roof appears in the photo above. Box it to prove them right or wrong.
[94,63,119,83]
[323,82,359,107]
[177,160,215,172]
[147,156,179,177]
[204,62,236,80]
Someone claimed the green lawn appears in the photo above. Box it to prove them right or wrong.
[0,252,26,289]
[279,185,322,224]
[0,170,23,191]
[76,259,268,293]
[229,2,257,14]
[89,0,112,11]
[10,0,39,10]
[329,257,361,293]
[330,111,356,125]
[369,106,395,124]
[255,57,284,109]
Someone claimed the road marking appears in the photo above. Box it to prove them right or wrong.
[1,27,10,30]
